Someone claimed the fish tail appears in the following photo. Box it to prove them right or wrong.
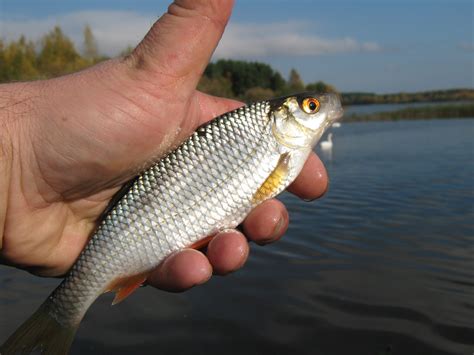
[0,302,78,355]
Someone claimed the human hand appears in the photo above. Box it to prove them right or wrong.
[0,0,328,291]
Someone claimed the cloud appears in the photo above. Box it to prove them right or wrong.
[215,21,381,58]
[0,10,156,55]
[0,11,381,58]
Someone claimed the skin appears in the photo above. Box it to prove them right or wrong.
[0,0,328,292]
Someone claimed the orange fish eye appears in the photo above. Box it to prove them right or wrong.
[301,98,320,114]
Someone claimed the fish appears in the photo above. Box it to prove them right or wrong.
[0,92,343,354]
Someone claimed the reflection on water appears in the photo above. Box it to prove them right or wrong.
[1,119,473,354]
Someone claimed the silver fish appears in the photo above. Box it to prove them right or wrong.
[1,92,343,354]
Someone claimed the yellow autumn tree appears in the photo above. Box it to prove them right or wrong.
[0,36,39,81]
[36,26,88,77]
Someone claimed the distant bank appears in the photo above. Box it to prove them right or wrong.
[344,103,474,122]
[341,89,474,106]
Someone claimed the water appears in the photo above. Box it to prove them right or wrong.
[1,119,473,355]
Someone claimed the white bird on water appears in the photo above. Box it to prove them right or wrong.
[320,133,333,150]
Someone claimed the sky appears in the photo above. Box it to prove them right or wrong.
[0,0,472,93]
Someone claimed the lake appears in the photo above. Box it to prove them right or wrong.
[1,118,473,355]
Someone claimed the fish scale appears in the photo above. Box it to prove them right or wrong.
[1,92,343,354]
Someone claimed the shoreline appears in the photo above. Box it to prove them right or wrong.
[342,103,474,122]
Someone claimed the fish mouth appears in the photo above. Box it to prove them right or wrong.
[330,107,344,121]
[325,93,344,122]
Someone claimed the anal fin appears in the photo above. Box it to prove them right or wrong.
[105,273,148,305]
[188,235,213,250]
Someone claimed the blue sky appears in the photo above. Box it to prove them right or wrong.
[0,0,472,93]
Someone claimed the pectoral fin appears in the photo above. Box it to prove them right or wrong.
[253,153,290,203]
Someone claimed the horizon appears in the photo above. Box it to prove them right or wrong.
[0,0,472,94]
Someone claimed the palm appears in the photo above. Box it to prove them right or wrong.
[2,63,241,276]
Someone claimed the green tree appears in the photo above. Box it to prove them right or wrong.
[288,68,304,92]
[243,87,275,102]
[197,75,234,98]
[270,72,286,95]
[204,59,288,97]
[306,81,338,94]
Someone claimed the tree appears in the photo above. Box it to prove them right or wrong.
[204,59,289,98]
[0,26,116,83]
[306,81,338,94]
[0,36,39,82]
[288,68,304,92]
[243,87,275,102]
[197,75,234,98]
[83,25,98,61]
[37,26,88,77]
[270,72,286,94]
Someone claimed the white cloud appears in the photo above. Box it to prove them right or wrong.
[0,10,156,55]
[215,21,381,58]
[0,11,381,57]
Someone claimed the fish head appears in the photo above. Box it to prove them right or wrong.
[270,92,343,149]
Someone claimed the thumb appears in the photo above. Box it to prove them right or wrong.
[128,0,234,91]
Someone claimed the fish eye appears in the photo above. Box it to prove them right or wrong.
[301,98,320,114]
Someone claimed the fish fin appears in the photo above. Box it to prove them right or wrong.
[0,303,77,355]
[252,152,290,203]
[105,273,148,305]
[188,235,214,250]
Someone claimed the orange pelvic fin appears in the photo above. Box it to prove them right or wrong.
[188,235,214,250]
[105,273,148,305]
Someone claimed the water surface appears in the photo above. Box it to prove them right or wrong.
[1,118,473,354]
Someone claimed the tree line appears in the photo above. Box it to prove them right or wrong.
[346,103,474,122]
[342,89,474,105]
[0,25,335,101]
[199,60,336,102]
[1,25,473,105]
[0,26,109,82]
